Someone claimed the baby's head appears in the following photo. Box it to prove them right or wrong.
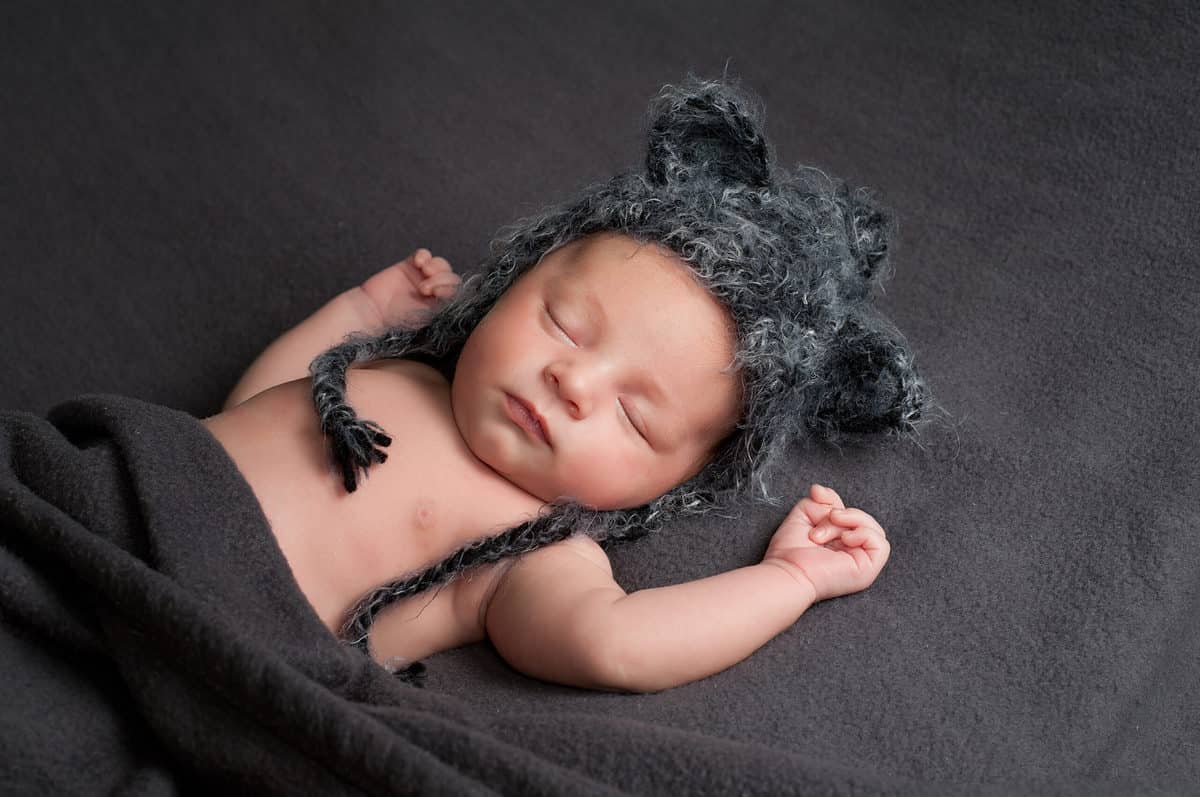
[333,73,942,659]
[397,73,937,528]
[451,230,743,510]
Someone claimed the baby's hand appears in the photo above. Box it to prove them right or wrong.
[762,484,890,603]
[360,248,463,328]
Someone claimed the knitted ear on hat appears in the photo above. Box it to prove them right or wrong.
[807,314,929,439]
[645,76,774,190]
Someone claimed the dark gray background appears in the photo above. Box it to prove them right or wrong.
[2,1,1197,791]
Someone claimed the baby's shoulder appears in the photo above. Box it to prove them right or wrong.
[357,357,447,386]
[493,534,614,601]
[553,533,612,573]
[368,534,611,666]
[345,358,453,436]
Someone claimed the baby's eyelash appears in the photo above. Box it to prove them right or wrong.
[545,305,575,345]
[619,398,649,442]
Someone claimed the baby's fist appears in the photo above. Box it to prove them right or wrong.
[763,485,890,602]
[404,248,462,302]
[361,248,463,328]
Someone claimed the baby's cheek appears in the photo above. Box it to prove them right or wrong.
[609,450,663,495]
[552,449,632,506]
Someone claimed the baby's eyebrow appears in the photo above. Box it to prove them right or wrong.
[576,288,607,331]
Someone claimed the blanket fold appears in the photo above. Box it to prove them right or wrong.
[5,396,917,797]
[0,394,560,794]
[0,394,1186,795]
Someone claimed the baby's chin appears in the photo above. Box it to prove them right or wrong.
[514,478,599,510]
[460,437,564,505]
[487,462,610,511]
[453,418,638,511]
[518,469,657,511]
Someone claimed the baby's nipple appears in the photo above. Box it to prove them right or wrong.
[413,497,437,531]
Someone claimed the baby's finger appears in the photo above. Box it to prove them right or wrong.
[828,508,885,536]
[798,497,832,527]
[811,483,845,509]
[419,272,462,297]
[410,248,432,267]
[841,526,889,554]
[417,255,453,277]
[419,271,458,287]
[809,520,844,544]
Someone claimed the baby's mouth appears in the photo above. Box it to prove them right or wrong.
[505,393,550,446]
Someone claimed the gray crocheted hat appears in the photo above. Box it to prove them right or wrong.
[307,74,938,681]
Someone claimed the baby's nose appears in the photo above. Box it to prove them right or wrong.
[547,366,593,419]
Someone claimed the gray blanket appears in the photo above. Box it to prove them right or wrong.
[1,1,1196,793]
[2,394,922,793]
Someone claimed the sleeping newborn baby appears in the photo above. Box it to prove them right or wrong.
[201,235,891,694]
[201,76,934,693]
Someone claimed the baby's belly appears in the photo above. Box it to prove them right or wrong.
[200,362,544,634]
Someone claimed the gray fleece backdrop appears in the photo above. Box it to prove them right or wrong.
[2,0,1197,793]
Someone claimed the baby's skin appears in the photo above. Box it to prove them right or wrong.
[203,237,890,693]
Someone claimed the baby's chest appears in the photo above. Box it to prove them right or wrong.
[209,361,540,644]
[337,363,532,570]
[326,362,541,660]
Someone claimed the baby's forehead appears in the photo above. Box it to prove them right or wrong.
[552,231,684,274]
[544,235,742,393]
[542,234,716,305]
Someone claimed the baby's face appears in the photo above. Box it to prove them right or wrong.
[451,231,742,510]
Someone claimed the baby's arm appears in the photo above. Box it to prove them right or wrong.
[485,534,817,694]
[486,485,888,694]
[223,250,460,410]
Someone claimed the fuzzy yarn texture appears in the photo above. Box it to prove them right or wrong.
[307,74,943,683]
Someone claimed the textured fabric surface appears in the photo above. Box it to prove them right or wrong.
[0,397,932,795]
[1,1,1197,794]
